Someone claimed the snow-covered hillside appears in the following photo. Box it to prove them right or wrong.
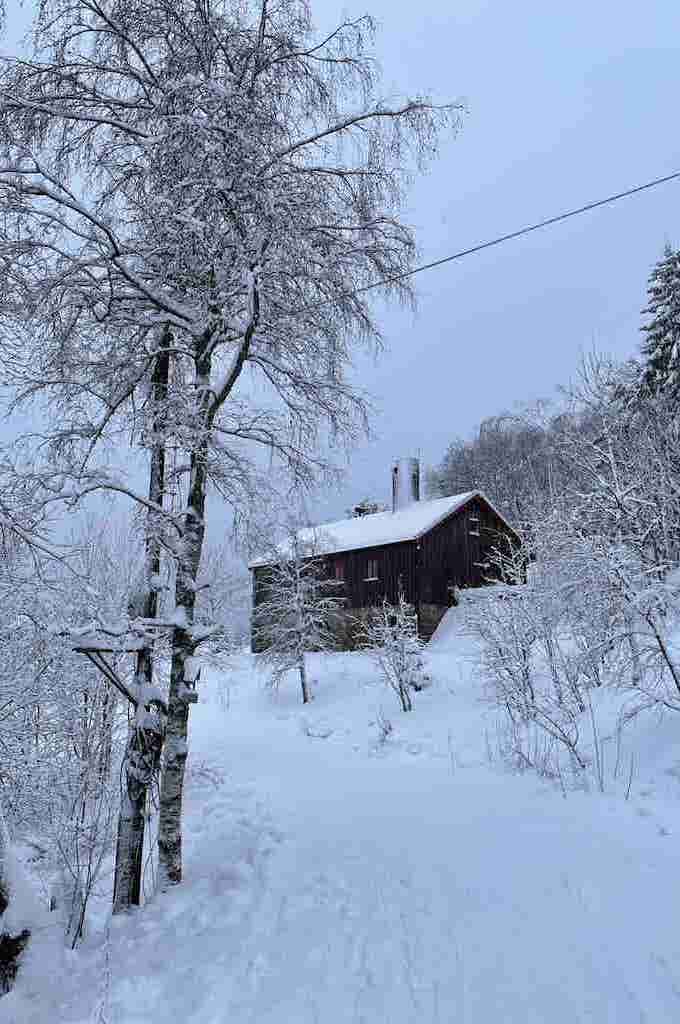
[7,618,680,1023]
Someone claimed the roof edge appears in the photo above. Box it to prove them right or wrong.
[412,489,520,543]
[248,490,520,569]
[248,533,416,569]
[411,489,476,540]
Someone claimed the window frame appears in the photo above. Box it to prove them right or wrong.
[364,556,380,582]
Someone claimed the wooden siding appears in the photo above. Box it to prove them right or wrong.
[329,539,417,610]
[252,538,418,613]
[251,495,520,649]
[419,496,519,605]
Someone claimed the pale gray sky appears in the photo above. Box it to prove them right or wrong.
[313,0,680,517]
[4,2,680,528]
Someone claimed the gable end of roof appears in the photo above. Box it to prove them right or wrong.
[248,490,519,568]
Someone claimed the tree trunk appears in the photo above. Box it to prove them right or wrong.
[157,630,194,887]
[299,654,310,704]
[399,683,413,712]
[98,685,114,783]
[112,334,170,912]
[156,267,260,889]
[156,478,206,884]
[0,807,29,995]
[157,336,211,889]
[112,754,146,912]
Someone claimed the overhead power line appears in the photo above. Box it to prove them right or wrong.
[291,168,680,314]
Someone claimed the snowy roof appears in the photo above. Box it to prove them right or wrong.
[250,491,488,567]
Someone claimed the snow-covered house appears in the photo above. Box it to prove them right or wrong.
[250,459,520,647]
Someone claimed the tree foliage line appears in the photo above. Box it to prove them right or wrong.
[430,245,680,779]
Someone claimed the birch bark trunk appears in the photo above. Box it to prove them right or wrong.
[112,333,170,913]
[156,268,261,888]
[157,337,211,888]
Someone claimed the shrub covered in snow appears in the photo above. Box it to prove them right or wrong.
[253,531,344,704]
[358,595,427,712]
[467,356,680,777]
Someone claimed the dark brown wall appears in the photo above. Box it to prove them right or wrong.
[419,496,519,604]
[252,539,418,613]
[252,496,520,648]
[330,539,417,609]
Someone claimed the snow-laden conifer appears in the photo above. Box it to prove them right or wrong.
[640,244,680,397]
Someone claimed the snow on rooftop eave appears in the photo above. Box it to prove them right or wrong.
[417,486,520,542]
[411,490,477,541]
[247,489,515,568]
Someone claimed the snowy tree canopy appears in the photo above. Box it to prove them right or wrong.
[0,0,461,511]
[0,0,460,893]
[639,244,680,398]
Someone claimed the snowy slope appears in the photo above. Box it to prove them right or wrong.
[6,619,680,1023]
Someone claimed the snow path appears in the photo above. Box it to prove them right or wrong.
[173,658,680,1024]
[9,642,680,1023]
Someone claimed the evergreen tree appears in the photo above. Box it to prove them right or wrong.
[640,244,680,396]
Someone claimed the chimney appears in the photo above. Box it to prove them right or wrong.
[392,457,420,513]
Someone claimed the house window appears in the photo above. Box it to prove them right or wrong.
[364,557,379,581]
[334,558,345,581]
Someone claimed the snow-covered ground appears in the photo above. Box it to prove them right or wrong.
[6,613,680,1023]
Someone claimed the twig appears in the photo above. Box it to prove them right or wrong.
[625,752,636,801]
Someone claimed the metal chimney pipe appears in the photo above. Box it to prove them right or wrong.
[392,457,420,512]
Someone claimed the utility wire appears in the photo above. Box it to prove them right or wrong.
[289,168,680,314]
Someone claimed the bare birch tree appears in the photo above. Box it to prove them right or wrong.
[0,0,460,888]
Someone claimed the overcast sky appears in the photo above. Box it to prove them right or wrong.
[311,0,680,519]
[4,1,680,531]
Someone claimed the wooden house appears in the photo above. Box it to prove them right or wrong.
[250,458,521,647]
